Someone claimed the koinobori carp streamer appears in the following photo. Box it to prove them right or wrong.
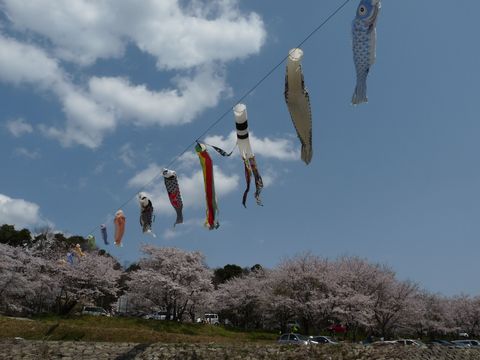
[163,169,184,227]
[100,224,109,245]
[138,192,155,237]
[233,103,263,207]
[113,209,126,247]
[284,48,313,165]
[351,0,381,104]
[195,142,220,230]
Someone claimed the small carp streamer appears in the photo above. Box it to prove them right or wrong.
[195,142,220,230]
[138,192,156,237]
[352,0,381,104]
[66,252,74,265]
[163,169,184,227]
[233,103,264,207]
[74,243,85,258]
[114,209,126,247]
[86,234,96,250]
[284,48,313,165]
[100,224,109,245]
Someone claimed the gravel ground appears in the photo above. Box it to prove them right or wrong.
[1,339,480,360]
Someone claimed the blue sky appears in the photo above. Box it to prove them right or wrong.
[1,0,479,296]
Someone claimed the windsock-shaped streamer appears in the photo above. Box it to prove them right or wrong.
[100,224,109,245]
[284,48,313,165]
[233,103,263,207]
[163,169,184,227]
[114,210,126,247]
[195,142,220,230]
[138,192,155,237]
[351,0,381,104]
[74,243,85,258]
[86,234,96,250]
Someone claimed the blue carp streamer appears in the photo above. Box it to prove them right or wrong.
[352,0,381,105]
[100,224,109,245]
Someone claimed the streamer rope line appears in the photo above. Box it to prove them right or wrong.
[84,0,353,237]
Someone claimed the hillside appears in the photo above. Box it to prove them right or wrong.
[0,315,277,344]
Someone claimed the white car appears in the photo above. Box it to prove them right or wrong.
[203,313,220,325]
[143,311,169,320]
[395,339,427,348]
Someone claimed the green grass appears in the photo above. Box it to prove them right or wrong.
[0,315,278,344]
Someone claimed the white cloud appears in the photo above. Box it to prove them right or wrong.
[0,193,41,228]
[162,218,202,240]
[0,35,116,148]
[260,168,277,188]
[1,0,125,66]
[0,35,63,87]
[5,118,33,137]
[204,131,299,160]
[119,143,136,168]
[125,1,266,70]
[0,1,266,148]
[127,163,164,189]
[14,147,40,160]
[1,0,266,68]
[38,88,117,149]
[93,162,106,175]
[88,66,228,126]
[0,34,231,149]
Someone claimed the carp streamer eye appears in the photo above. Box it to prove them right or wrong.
[358,5,367,16]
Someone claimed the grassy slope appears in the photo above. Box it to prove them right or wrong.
[0,315,278,344]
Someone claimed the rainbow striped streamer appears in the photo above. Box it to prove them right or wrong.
[195,142,220,230]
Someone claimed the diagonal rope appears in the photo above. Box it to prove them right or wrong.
[84,0,354,237]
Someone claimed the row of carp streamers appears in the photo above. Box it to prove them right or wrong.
[88,0,381,244]
[98,171,184,247]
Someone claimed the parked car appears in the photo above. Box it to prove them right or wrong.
[203,313,220,325]
[395,339,427,348]
[327,324,347,334]
[143,311,169,320]
[277,333,310,346]
[370,340,398,347]
[309,335,338,345]
[428,339,456,348]
[81,306,109,317]
[452,339,480,347]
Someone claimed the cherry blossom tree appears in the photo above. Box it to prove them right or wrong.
[407,291,455,338]
[369,271,420,339]
[330,257,385,340]
[0,243,58,315]
[52,251,122,314]
[126,246,213,321]
[213,269,269,329]
[267,253,339,334]
[448,294,480,337]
